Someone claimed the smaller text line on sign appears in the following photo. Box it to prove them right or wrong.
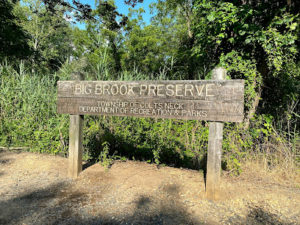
[57,80,244,122]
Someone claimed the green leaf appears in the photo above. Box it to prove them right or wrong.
[245,38,251,44]
[207,14,215,22]
[239,30,246,36]
[290,23,297,30]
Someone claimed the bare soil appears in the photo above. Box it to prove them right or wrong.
[0,150,300,225]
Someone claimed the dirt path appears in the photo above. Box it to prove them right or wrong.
[0,150,300,225]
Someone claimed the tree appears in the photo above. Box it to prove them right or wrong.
[71,0,130,77]
[122,2,189,77]
[40,0,144,21]
[93,0,128,73]
[151,0,205,79]
[0,0,32,61]
[14,0,73,72]
[192,0,299,127]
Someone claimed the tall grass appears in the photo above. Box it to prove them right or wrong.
[0,62,69,154]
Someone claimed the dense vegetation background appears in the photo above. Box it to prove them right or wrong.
[0,0,299,174]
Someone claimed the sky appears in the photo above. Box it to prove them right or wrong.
[72,0,156,29]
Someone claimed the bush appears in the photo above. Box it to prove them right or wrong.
[0,61,298,174]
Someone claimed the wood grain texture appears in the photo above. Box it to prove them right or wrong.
[68,72,84,179]
[206,122,223,200]
[68,115,83,178]
[206,67,226,200]
[57,80,244,122]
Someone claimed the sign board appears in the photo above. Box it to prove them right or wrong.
[57,80,244,122]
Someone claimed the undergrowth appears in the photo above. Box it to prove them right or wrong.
[0,62,298,175]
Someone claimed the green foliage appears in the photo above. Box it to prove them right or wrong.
[82,116,210,169]
[220,50,261,111]
[1,58,298,174]
[0,0,32,60]
[0,62,207,169]
[0,63,69,154]
[98,141,113,168]
[123,5,183,76]
[13,0,73,73]
[193,0,299,146]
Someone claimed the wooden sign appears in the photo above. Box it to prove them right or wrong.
[57,80,244,122]
[60,68,243,201]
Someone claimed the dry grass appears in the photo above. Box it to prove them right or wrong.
[238,154,300,188]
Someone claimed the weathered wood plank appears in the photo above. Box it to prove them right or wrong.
[57,80,244,122]
[206,67,226,200]
[68,114,83,178]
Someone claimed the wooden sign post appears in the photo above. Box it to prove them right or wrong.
[57,68,244,199]
[68,72,84,178]
[206,68,226,200]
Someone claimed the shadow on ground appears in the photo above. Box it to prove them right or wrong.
[0,181,199,225]
[0,180,293,225]
[0,151,14,177]
[245,206,289,225]
[0,151,14,166]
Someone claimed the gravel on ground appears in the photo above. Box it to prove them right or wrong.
[0,150,299,225]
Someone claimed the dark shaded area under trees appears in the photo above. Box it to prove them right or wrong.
[0,180,292,225]
[0,0,32,60]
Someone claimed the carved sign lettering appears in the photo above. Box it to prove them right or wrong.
[57,80,244,122]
